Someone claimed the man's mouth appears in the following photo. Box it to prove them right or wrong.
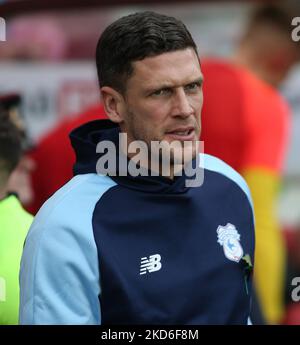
[165,127,196,141]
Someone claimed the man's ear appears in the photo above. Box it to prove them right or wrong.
[101,86,124,124]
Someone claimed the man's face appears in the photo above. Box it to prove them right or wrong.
[119,48,203,167]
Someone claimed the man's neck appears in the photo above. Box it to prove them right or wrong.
[120,139,184,180]
[232,48,269,85]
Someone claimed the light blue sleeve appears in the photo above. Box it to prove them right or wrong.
[19,173,116,325]
[201,153,254,214]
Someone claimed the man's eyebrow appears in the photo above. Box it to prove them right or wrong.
[185,76,204,86]
[144,76,204,94]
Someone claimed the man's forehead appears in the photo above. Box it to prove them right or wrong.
[133,48,201,72]
[130,48,202,87]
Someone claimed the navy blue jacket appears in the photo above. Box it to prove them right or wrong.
[19,120,255,325]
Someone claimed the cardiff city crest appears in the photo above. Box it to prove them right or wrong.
[217,223,244,263]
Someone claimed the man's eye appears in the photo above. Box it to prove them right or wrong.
[185,82,201,91]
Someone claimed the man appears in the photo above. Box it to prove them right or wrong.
[19,11,255,325]
[0,109,33,324]
[201,3,299,324]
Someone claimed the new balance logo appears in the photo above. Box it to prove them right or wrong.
[140,254,162,275]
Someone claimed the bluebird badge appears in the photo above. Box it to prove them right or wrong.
[217,223,244,263]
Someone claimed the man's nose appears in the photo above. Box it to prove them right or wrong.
[172,88,193,117]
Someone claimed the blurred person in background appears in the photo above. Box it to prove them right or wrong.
[201,3,300,324]
[0,14,98,214]
[26,104,107,215]
[0,94,35,208]
[0,107,33,325]
[0,15,70,212]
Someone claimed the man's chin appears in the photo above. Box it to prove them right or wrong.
[162,147,198,165]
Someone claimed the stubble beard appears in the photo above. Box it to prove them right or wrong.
[124,107,199,176]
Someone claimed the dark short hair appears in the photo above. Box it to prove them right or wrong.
[0,108,23,175]
[96,11,198,94]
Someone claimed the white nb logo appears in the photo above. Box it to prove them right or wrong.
[140,254,162,275]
